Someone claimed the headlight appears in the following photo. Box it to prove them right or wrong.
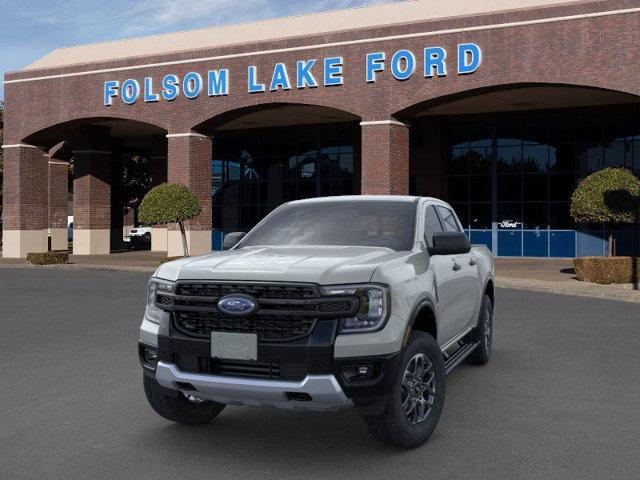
[322,284,390,334]
[145,278,175,324]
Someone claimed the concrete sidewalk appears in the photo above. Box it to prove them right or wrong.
[495,258,640,303]
[1,251,639,303]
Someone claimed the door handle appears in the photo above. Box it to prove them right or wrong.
[469,258,477,266]
[452,262,462,271]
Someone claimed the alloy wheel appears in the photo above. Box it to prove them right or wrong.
[401,353,436,424]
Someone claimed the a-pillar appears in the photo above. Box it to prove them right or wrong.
[360,120,410,195]
[48,145,69,251]
[166,132,212,257]
[150,134,168,252]
[1,143,49,258]
[72,127,112,255]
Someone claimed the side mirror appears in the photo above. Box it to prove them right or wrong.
[428,231,471,256]
[223,232,246,250]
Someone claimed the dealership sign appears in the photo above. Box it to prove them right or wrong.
[103,43,482,106]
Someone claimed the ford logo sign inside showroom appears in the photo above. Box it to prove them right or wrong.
[217,295,258,316]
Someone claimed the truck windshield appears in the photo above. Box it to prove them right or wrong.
[238,201,416,251]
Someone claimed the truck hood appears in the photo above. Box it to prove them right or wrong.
[155,246,408,285]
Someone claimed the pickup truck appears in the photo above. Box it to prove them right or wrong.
[139,196,494,448]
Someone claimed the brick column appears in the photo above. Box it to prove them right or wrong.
[360,120,410,195]
[72,127,112,255]
[48,158,69,251]
[166,132,212,257]
[1,144,49,258]
[150,134,168,252]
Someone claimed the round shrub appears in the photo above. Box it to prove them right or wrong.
[138,183,202,226]
[139,183,202,256]
[570,168,640,224]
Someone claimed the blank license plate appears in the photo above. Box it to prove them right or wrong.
[211,332,257,361]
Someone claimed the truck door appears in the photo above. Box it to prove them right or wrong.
[424,204,478,345]
[434,205,479,333]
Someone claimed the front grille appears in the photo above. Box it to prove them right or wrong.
[174,311,316,342]
[175,283,319,300]
[198,357,280,379]
[164,282,359,342]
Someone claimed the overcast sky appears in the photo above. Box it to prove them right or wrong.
[0,0,402,100]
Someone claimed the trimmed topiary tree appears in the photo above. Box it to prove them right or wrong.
[570,168,640,256]
[138,183,202,256]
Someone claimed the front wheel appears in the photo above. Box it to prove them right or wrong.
[143,375,226,426]
[362,331,446,448]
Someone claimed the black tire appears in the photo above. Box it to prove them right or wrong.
[468,294,493,365]
[143,374,226,426]
[362,331,446,449]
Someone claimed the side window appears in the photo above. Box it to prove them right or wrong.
[424,205,444,246]
[436,206,461,232]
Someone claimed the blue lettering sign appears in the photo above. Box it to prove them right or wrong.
[424,47,447,77]
[161,74,179,101]
[101,45,483,105]
[296,59,318,89]
[270,63,292,91]
[144,77,159,102]
[366,52,385,83]
[390,50,415,81]
[121,79,140,104]
[104,80,119,106]
[208,69,229,96]
[183,72,203,99]
[457,43,482,74]
[324,57,343,86]
[248,66,265,93]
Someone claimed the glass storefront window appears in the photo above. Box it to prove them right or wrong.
[212,124,358,234]
[443,105,640,257]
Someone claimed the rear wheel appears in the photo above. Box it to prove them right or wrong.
[143,375,226,426]
[362,331,446,448]
[468,294,492,365]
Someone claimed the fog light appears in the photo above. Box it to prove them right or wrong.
[142,347,158,368]
[341,362,383,384]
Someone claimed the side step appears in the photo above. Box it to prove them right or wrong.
[444,341,480,375]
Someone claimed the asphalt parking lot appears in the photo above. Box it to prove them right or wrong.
[1,268,639,480]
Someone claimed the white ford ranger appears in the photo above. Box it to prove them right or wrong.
[139,196,494,448]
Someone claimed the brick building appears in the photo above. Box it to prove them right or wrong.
[3,0,640,258]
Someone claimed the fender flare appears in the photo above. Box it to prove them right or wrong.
[402,294,438,346]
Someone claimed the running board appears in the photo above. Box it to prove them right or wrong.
[444,341,480,375]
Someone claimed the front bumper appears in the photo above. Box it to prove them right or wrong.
[155,361,353,411]
[142,316,401,414]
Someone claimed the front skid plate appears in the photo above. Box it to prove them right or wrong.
[154,361,354,411]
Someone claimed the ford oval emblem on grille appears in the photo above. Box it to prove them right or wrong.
[217,295,257,316]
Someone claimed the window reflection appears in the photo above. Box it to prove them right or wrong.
[212,125,357,233]
[444,106,640,255]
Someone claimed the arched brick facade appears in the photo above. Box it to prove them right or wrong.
[3,0,640,257]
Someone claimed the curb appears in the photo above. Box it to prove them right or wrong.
[0,263,156,274]
[496,278,640,304]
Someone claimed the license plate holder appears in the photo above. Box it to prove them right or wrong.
[211,332,258,361]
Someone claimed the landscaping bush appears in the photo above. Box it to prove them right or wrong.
[570,168,640,256]
[139,183,201,256]
[574,256,640,284]
[158,256,184,265]
[27,251,70,265]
